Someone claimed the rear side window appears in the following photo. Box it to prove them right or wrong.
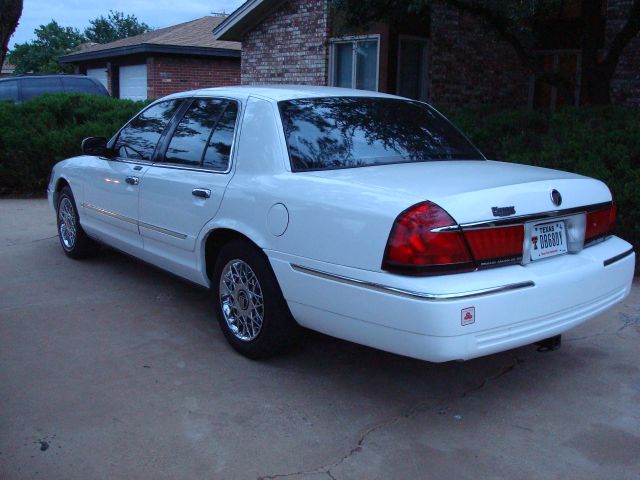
[164,98,239,170]
[279,97,484,171]
[61,77,103,95]
[164,99,227,166]
[114,100,181,161]
[0,80,18,101]
[21,77,64,101]
[203,101,238,170]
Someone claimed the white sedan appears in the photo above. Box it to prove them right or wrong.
[47,86,635,362]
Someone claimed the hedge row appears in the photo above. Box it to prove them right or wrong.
[445,105,639,256]
[0,94,146,195]
[0,94,637,256]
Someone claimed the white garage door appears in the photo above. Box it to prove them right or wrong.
[119,64,147,100]
[86,67,108,91]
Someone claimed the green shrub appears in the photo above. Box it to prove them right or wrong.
[0,93,147,194]
[445,105,639,259]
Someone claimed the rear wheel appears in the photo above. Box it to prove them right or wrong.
[212,239,299,359]
[56,186,96,259]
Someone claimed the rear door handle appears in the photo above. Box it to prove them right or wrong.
[192,188,211,199]
[125,176,139,186]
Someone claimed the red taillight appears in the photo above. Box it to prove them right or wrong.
[382,201,527,275]
[463,225,525,266]
[585,203,616,244]
[382,201,475,274]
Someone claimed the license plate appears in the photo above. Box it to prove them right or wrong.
[530,221,567,261]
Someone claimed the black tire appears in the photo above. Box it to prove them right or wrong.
[56,186,96,259]
[212,239,299,359]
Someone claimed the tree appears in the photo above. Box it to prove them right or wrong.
[84,10,151,44]
[0,0,23,68]
[8,21,84,74]
[331,0,640,105]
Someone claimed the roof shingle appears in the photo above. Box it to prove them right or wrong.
[71,16,240,55]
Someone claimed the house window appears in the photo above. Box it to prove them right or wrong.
[329,36,380,92]
[529,51,581,111]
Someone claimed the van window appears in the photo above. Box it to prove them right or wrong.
[62,77,104,95]
[0,80,18,101]
[21,77,65,101]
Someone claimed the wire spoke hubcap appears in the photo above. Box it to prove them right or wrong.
[219,259,265,342]
[58,197,77,249]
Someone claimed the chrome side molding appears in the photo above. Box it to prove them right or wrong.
[290,264,535,301]
[82,203,187,240]
[82,203,137,225]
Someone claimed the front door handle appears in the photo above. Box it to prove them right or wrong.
[125,176,139,186]
[192,188,211,199]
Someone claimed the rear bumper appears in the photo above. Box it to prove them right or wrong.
[268,236,634,362]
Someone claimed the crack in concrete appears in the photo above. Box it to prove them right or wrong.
[616,310,640,336]
[257,356,523,480]
[461,356,524,397]
[5,235,57,247]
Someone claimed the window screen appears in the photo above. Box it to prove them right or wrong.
[331,39,378,91]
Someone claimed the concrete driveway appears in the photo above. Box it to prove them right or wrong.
[1,199,638,480]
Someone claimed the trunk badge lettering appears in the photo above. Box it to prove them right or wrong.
[492,206,516,217]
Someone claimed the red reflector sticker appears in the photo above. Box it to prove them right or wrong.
[461,307,475,326]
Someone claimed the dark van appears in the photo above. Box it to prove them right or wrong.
[0,75,109,102]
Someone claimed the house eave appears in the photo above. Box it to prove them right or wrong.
[213,0,287,41]
[59,44,241,63]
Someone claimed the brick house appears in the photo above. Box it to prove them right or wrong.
[60,16,240,100]
[213,0,640,108]
[1,61,15,78]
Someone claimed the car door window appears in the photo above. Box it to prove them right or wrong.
[0,80,18,101]
[21,77,64,100]
[203,101,238,171]
[164,98,227,166]
[114,100,181,161]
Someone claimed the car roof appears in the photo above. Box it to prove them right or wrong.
[161,84,404,102]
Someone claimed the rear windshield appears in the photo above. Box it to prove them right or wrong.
[278,97,483,171]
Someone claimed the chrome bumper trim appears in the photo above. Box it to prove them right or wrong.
[290,264,535,301]
[603,248,634,267]
[81,203,187,239]
[460,201,611,230]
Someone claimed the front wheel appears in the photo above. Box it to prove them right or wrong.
[212,240,299,359]
[56,186,96,259]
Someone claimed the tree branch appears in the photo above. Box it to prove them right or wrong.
[601,0,640,78]
[442,0,536,71]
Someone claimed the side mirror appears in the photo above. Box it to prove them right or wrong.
[81,137,113,158]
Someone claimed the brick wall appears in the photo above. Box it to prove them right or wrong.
[607,0,640,107]
[240,0,329,85]
[147,56,240,98]
[428,3,530,107]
